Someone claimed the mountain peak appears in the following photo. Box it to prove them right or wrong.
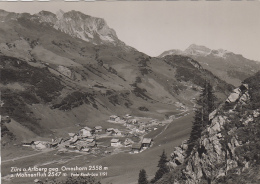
[56,9,64,19]
[159,44,233,58]
[52,10,118,45]
[187,44,210,50]
[34,9,120,45]
[185,44,211,56]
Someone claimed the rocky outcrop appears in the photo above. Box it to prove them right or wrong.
[35,10,132,51]
[57,65,75,80]
[169,140,188,168]
[167,83,260,184]
[51,10,119,45]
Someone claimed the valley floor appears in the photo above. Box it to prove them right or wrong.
[1,112,193,184]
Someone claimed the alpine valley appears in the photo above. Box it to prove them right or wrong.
[0,9,259,184]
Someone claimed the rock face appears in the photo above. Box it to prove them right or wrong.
[51,10,119,45]
[56,65,75,80]
[36,9,119,45]
[169,140,188,168]
[167,82,260,184]
[0,9,128,47]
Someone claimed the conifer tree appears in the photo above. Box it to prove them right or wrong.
[151,150,169,183]
[138,169,148,184]
[186,81,216,156]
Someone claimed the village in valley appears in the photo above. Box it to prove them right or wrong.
[21,114,173,156]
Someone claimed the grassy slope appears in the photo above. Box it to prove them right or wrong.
[190,54,260,87]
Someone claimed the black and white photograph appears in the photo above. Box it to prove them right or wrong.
[1,1,260,184]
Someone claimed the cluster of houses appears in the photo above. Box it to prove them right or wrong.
[109,114,163,135]
[109,137,153,154]
[22,114,163,155]
[22,125,101,152]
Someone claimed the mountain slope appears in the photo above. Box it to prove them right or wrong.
[157,72,260,184]
[0,10,232,146]
[159,44,260,86]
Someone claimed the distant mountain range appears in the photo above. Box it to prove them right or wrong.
[159,44,260,86]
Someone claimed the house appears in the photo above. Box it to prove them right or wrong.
[124,138,133,146]
[129,119,138,124]
[63,136,71,142]
[55,138,64,144]
[111,138,121,147]
[34,179,43,184]
[81,137,96,147]
[33,141,50,150]
[110,115,120,121]
[138,125,145,131]
[87,135,96,139]
[125,123,134,129]
[76,145,85,151]
[149,120,158,126]
[112,129,122,136]
[65,145,77,150]
[22,138,35,146]
[81,148,90,152]
[83,126,92,131]
[131,127,145,134]
[69,135,78,144]
[68,133,76,137]
[79,128,92,138]
[50,142,59,148]
[86,138,95,143]
[142,138,152,148]
[106,128,114,133]
[116,119,126,124]
[132,143,142,153]
[88,141,97,148]
[136,128,145,134]
[125,114,132,118]
[94,126,102,133]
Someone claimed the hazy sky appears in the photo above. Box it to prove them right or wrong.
[1,1,260,61]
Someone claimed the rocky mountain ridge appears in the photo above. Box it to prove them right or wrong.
[160,44,240,59]
[0,9,130,48]
[158,72,260,184]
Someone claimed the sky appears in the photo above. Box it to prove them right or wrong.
[0,1,260,61]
